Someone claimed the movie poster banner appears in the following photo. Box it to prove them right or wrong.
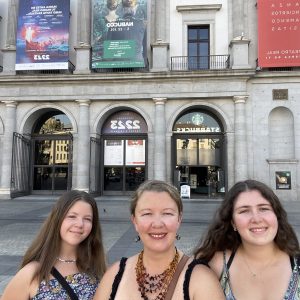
[258,0,300,67]
[92,0,147,69]
[16,0,70,70]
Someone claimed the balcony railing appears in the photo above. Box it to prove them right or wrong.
[171,55,230,71]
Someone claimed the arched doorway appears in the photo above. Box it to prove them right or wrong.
[172,109,225,197]
[101,110,148,195]
[31,110,73,193]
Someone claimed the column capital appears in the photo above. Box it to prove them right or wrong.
[75,99,91,106]
[1,100,18,107]
[153,97,167,105]
[233,95,248,104]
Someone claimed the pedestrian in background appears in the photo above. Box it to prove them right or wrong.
[94,180,224,300]
[194,179,300,300]
[1,190,106,300]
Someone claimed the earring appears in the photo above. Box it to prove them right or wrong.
[233,226,237,231]
[176,233,181,240]
[135,235,141,242]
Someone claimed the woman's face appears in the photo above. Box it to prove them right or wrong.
[132,191,182,254]
[60,200,93,248]
[232,190,278,248]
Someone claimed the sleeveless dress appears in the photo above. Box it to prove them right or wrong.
[31,272,99,300]
[109,257,207,300]
[220,251,300,300]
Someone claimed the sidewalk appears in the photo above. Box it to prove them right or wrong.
[0,196,299,295]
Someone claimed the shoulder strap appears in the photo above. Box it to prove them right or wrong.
[226,250,236,270]
[51,267,79,300]
[165,254,189,300]
[109,257,128,300]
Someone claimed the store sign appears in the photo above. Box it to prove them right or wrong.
[174,112,221,133]
[276,171,291,190]
[92,0,147,69]
[16,0,70,70]
[102,111,147,134]
[258,0,300,67]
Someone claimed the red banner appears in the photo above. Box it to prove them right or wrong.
[258,0,300,67]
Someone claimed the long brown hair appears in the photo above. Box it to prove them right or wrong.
[21,190,106,282]
[194,179,300,261]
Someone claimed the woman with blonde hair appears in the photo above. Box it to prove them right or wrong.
[2,190,106,300]
[94,180,224,300]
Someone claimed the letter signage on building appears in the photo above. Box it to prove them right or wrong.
[102,111,148,134]
[92,0,147,69]
[258,0,300,67]
[16,0,70,70]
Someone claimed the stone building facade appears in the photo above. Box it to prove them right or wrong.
[0,0,299,200]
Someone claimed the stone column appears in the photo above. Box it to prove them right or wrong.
[74,0,91,74]
[153,98,167,180]
[0,101,17,199]
[151,0,169,71]
[1,0,18,75]
[233,96,248,182]
[75,100,91,191]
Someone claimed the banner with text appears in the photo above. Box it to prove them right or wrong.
[16,0,70,70]
[92,0,147,69]
[258,0,300,67]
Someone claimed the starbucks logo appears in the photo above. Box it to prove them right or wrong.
[192,114,204,126]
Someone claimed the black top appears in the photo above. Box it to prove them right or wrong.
[109,257,209,300]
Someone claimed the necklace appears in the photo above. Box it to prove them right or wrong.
[135,248,179,300]
[57,257,77,264]
[241,250,277,279]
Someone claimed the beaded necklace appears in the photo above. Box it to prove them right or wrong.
[135,248,179,300]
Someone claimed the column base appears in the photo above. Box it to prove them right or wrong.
[151,41,169,72]
[0,188,12,200]
[0,47,16,76]
[73,45,91,74]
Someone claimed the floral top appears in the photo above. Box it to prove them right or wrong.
[220,251,300,300]
[31,272,99,300]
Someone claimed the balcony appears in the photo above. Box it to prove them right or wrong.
[171,55,230,71]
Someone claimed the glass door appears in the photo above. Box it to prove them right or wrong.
[103,138,146,193]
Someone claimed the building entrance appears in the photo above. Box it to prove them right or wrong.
[31,111,73,193]
[101,110,148,195]
[173,110,226,197]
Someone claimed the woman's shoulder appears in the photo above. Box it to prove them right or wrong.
[1,261,40,300]
[187,259,225,300]
[209,250,232,278]
[94,257,130,300]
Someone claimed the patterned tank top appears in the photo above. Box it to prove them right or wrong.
[220,251,300,300]
[31,272,99,300]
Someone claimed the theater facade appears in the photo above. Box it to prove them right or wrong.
[0,0,299,200]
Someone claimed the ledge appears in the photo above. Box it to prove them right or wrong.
[267,159,298,164]
[176,4,222,12]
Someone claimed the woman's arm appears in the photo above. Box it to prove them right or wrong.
[189,264,225,300]
[93,261,120,300]
[1,262,38,300]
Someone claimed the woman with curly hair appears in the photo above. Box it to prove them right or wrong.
[195,179,300,300]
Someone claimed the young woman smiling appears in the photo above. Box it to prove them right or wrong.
[194,179,300,300]
[94,180,224,300]
[2,190,106,300]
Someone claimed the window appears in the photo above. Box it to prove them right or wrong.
[188,25,209,69]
